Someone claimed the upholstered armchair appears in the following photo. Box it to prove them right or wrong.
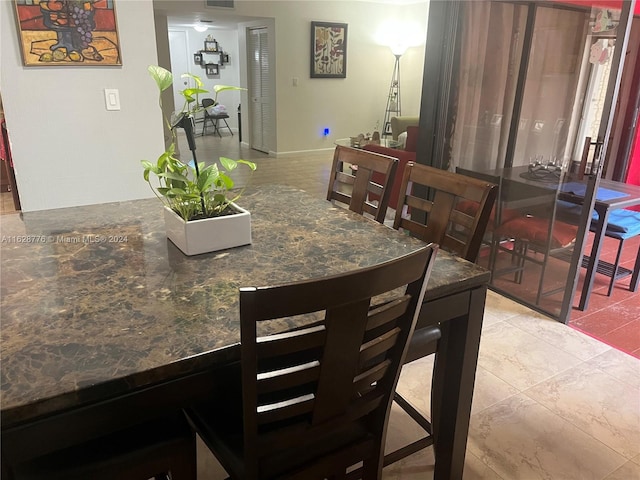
[363,125,418,211]
[390,116,419,141]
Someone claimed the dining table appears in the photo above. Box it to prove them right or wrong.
[556,178,640,310]
[1,185,490,479]
[489,166,640,312]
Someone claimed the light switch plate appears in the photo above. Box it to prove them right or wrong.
[104,88,120,111]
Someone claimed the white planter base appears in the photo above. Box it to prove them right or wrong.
[163,204,252,256]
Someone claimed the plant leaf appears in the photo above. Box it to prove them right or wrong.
[141,160,156,172]
[181,73,204,88]
[237,159,257,171]
[216,172,234,190]
[148,66,173,92]
[181,88,209,104]
[219,156,237,172]
[196,165,217,191]
[213,85,247,94]
[160,171,190,183]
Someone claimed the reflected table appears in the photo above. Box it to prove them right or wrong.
[487,166,640,312]
[1,185,489,479]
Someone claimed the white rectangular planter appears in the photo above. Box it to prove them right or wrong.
[163,203,252,256]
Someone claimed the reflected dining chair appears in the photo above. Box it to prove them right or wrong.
[454,167,522,273]
[494,207,578,304]
[327,145,399,224]
[456,167,578,304]
[596,210,640,295]
[386,162,496,466]
[6,413,196,480]
[556,205,640,297]
[185,244,438,479]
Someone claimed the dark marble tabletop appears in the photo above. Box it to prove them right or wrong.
[1,185,488,427]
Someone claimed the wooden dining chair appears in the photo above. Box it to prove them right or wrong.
[393,162,497,262]
[385,162,496,467]
[185,244,438,480]
[7,413,196,480]
[327,145,399,223]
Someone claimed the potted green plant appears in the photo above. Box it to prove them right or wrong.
[141,65,256,256]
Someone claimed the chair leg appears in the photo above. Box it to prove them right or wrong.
[487,232,498,281]
[607,238,626,297]
[514,241,527,284]
[382,393,434,468]
[221,118,233,136]
[164,433,197,480]
[630,243,640,292]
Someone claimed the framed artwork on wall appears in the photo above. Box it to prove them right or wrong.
[204,40,218,52]
[206,63,219,75]
[194,53,202,64]
[310,21,347,79]
[13,0,122,66]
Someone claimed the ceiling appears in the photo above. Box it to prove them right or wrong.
[162,0,426,30]
[167,13,264,30]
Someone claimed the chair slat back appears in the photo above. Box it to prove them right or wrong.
[239,244,438,477]
[394,162,497,262]
[327,145,399,223]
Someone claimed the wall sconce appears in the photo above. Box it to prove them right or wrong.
[194,24,209,33]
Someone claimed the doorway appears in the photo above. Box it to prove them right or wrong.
[0,94,21,214]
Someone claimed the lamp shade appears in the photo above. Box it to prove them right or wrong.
[390,43,408,56]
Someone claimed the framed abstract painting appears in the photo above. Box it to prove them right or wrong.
[310,21,347,79]
[14,0,122,66]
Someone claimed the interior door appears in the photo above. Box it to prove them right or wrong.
[248,27,271,153]
[168,30,190,115]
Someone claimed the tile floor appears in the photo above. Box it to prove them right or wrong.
[0,191,17,215]
[569,233,640,358]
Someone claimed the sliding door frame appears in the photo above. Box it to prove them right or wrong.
[418,0,635,323]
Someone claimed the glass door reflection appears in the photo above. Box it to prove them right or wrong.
[449,1,628,321]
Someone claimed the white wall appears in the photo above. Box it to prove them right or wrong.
[2,0,428,211]
[268,1,428,153]
[1,0,164,212]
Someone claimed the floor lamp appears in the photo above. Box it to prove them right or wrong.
[382,46,406,137]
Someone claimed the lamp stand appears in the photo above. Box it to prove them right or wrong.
[382,54,402,138]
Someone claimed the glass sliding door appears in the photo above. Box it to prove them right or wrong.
[440,0,632,322]
[450,1,527,173]
[512,5,590,169]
